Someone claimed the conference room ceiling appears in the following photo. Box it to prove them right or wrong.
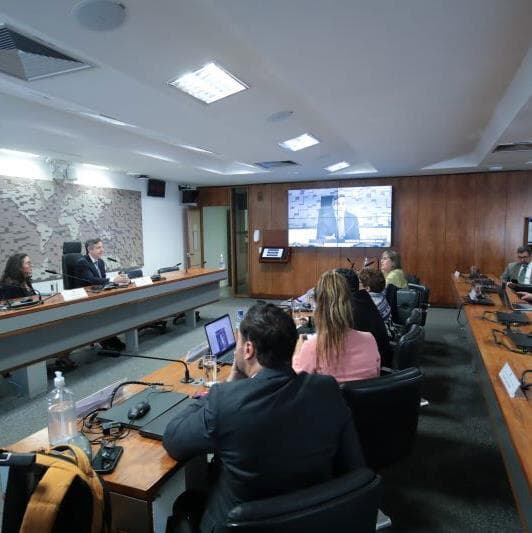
[0,0,531,186]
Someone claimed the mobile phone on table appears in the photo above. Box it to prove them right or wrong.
[92,445,123,474]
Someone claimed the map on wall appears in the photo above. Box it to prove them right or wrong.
[0,176,143,281]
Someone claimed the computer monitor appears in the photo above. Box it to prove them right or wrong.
[204,314,236,359]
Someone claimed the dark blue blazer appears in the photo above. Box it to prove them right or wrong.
[74,255,108,287]
[163,367,364,532]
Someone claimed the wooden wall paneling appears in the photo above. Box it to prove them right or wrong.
[504,172,532,263]
[416,176,447,303]
[267,184,295,296]
[198,187,230,207]
[390,177,419,279]
[473,173,508,276]
[248,184,272,296]
[444,174,478,293]
[237,170,531,305]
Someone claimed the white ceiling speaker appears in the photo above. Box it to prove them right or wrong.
[72,1,126,31]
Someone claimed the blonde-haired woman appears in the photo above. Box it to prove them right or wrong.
[292,270,380,382]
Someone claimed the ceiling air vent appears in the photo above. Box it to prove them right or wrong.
[0,25,92,81]
[254,160,299,169]
[492,142,532,153]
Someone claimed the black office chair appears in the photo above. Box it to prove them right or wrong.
[405,273,420,285]
[340,367,423,472]
[340,368,423,529]
[384,283,399,323]
[407,283,430,326]
[61,241,83,289]
[219,468,381,533]
[395,288,420,325]
[393,324,425,370]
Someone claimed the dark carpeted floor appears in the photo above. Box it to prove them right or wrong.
[381,308,521,532]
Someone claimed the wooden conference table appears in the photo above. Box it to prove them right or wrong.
[450,275,531,530]
[9,361,231,532]
[0,268,227,397]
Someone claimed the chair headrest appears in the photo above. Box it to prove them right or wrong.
[63,241,82,254]
[340,367,423,393]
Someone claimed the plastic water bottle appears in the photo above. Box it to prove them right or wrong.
[47,371,77,446]
[235,309,245,332]
[219,253,225,269]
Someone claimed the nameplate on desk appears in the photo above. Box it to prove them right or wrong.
[133,276,153,287]
[61,288,88,302]
[498,362,521,398]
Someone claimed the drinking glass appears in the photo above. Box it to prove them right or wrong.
[203,355,218,387]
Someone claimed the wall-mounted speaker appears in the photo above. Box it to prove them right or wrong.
[147,178,166,198]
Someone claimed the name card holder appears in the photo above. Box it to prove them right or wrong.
[133,276,153,287]
[498,362,522,398]
[61,288,88,302]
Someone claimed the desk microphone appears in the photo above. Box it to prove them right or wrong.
[45,268,102,288]
[106,257,118,263]
[346,257,355,270]
[0,282,43,309]
[100,351,194,383]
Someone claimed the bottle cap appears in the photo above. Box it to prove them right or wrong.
[54,371,65,388]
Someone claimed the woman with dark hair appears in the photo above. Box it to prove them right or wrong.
[381,249,407,288]
[0,253,35,299]
[292,270,380,382]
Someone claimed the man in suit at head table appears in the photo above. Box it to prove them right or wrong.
[501,245,532,284]
[163,302,365,532]
[75,238,129,351]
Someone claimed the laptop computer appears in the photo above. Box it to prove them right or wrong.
[97,389,188,429]
[505,330,532,353]
[204,314,236,364]
[139,397,194,440]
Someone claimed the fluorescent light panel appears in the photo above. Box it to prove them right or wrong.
[169,62,248,104]
[0,148,40,158]
[279,133,319,152]
[325,161,350,173]
[179,144,215,154]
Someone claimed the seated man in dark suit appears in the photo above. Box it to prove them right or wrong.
[316,194,360,242]
[501,245,531,283]
[74,238,128,288]
[75,238,129,351]
[337,268,393,367]
[163,302,364,532]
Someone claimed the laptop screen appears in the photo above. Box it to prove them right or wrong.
[204,314,236,358]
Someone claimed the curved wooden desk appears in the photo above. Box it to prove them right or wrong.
[8,362,231,532]
[0,268,227,396]
[451,275,531,530]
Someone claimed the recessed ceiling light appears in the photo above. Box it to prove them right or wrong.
[325,161,350,173]
[279,133,320,152]
[168,62,248,104]
[80,112,136,127]
[526,160,532,165]
[178,144,215,154]
[137,151,177,162]
[488,165,503,171]
[83,163,109,170]
[0,148,40,158]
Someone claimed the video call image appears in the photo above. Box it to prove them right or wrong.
[288,186,392,248]
[205,315,235,356]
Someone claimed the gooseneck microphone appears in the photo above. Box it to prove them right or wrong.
[106,257,118,263]
[0,282,43,309]
[45,268,100,287]
[100,351,194,383]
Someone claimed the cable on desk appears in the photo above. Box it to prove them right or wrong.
[491,329,531,355]
[109,380,164,407]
